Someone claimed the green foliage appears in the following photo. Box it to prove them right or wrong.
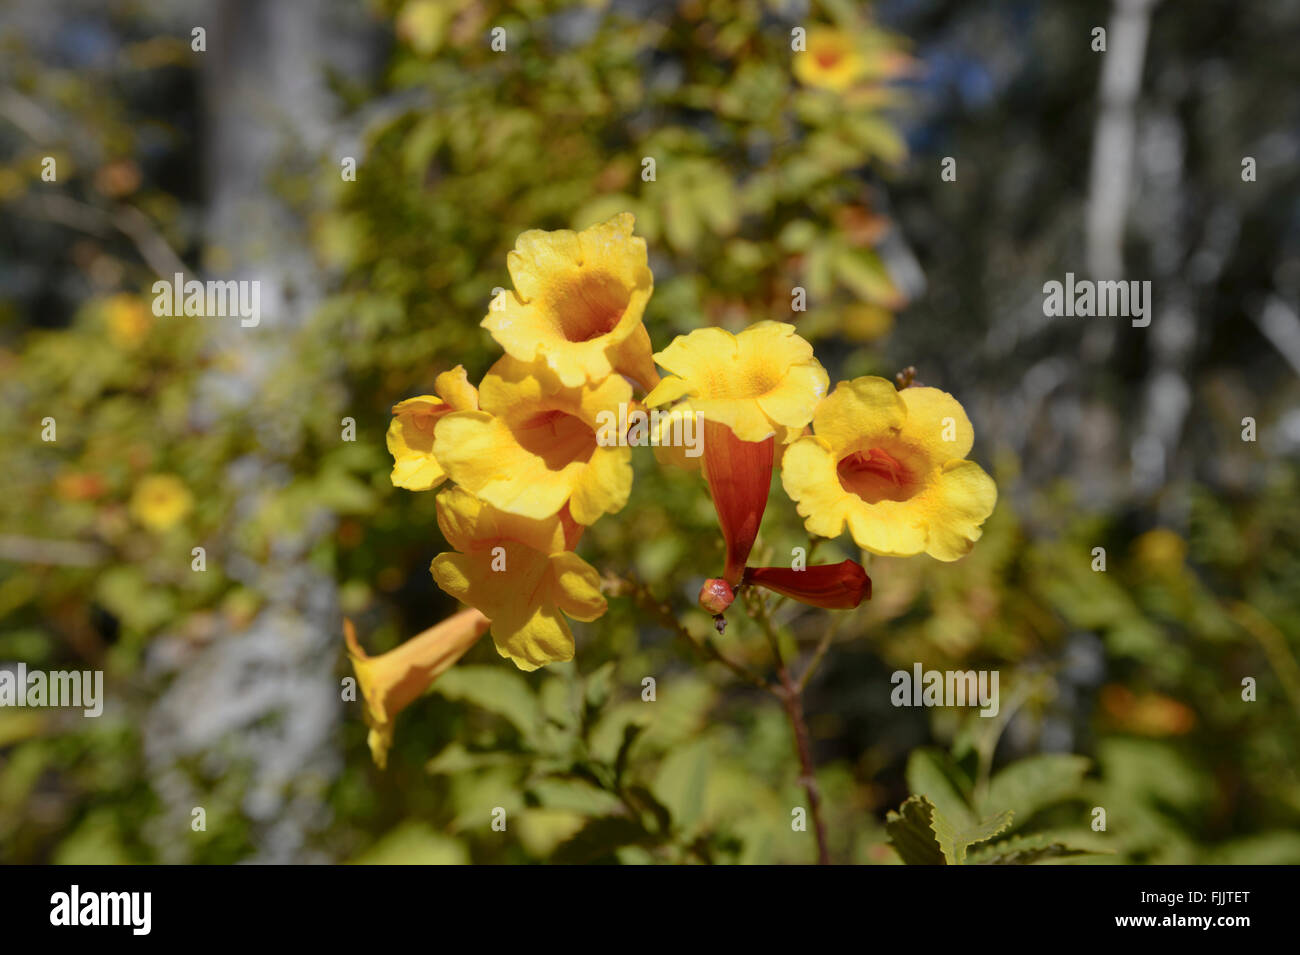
[888,750,1103,865]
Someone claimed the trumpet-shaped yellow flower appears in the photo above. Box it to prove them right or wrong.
[344,608,490,769]
[794,28,869,92]
[482,213,659,390]
[429,487,606,671]
[644,321,828,443]
[130,474,193,531]
[386,365,478,491]
[434,356,633,525]
[781,376,997,561]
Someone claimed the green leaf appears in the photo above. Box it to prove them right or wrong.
[434,665,541,742]
[834,247,901,306]
[978,754,1091,826]
[931,807,1014,865]
[551,816,655,865]
[885,794,946,865]
[906,748,976,828]
[348,822,468,865]
[583,660,616,714]
[968,833,1109,866]
[613,722,645,788]
[843,115,907,164]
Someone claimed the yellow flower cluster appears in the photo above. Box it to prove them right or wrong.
[387,213,658,674]
[644,326,997,563]
[353,211,997,767]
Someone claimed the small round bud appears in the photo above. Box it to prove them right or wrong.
[698,578,735,615]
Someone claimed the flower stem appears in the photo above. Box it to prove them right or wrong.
[745,588,831,865]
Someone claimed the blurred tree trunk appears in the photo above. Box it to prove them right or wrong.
[142,0,379,863]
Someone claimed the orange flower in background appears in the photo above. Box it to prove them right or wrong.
[433,356,633,525]
[344,608,490,768]
[56,471,108,501]
[482,213,659,390]
[386,365,478,491]
[1099,685,1197,737]
[781,376,996,561]
[429,486,606,671]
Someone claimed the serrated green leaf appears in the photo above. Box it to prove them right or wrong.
[906,748,976,828]
[932,808,1015,865]
[885,794,946,865]
[968,832,1109,865]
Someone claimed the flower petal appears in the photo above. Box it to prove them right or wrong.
[491,602,576,672]
[780,436,854,540]
[702,420,773,584]
[434,485,567,556]
[920,459,998,561]
[743,560,870,609]
[567,445,633,526]
[812,376,905,451]
[898,386,975,464]
[434,365,479,412]
[549,551,607,621]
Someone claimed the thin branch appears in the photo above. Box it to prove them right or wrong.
[0,534,106,567]
[745,587,831,865]
[610,575,770,692]
[13,194,188,279]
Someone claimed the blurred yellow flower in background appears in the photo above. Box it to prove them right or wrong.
[842,303,895,343]
[129,473,193,531]
[386,365,478,491]
[781,376,996,561]
[104,293,152,349]
[429,487,606,671]
[434,356,633,525]
[644,321,828,443]
[794,28,869,92]
[344,608,490,768]
[1133,527,1187,573]
[482,213,658,390]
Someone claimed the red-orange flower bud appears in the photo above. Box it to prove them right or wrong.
[698,577,736,615]
[742,560,871,610]
[701,420,774,586]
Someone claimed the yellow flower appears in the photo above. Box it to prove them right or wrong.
[781,377,996,561]
[643,321,828,443]
[387,365,478,491]
[1132,528,1186,572]
[344,608,490,768]
[794,28,869,92]
[434,356,633,525]
[429,486,606,671]
[129,474,193,531]
[482,213,659,390]
[104,294,152,349]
